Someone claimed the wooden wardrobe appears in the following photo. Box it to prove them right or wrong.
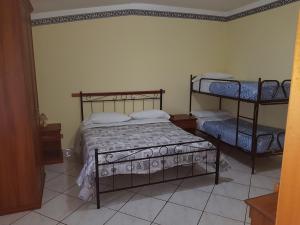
[0,0,44,215]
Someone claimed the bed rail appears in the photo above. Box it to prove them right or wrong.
[277,131,286,151]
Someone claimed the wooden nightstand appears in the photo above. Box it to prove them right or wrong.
[170,114,197,134]
[40,123,63,165]
[245,193,278,225]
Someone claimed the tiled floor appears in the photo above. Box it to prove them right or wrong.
[0,151,281,225]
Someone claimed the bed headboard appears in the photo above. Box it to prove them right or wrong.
[72,89,166,121]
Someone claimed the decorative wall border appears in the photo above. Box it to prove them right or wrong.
[226,0,299,21]
[32,0,300,26]
[31,9,226,26]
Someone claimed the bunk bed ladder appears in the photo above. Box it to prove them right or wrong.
[235,78,262,174]
[250,78,262,174]
[234,82,242,148]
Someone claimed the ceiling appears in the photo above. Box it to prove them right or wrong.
[30,0,262,13]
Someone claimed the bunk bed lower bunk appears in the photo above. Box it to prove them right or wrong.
[190,74,290,174]
[193,112,285,153]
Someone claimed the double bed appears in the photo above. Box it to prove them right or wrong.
[72,90,222,208]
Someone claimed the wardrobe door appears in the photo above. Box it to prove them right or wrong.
[0,0,43,215]
[20,0,43,190]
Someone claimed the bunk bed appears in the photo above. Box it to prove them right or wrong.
[189,75,290,174]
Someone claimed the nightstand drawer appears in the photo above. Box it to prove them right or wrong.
[41,134,62,142]
[43,141,61,151]
[172,120,196,130]
[170,114,197,134]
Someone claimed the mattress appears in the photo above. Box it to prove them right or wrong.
[193,80,290,101]
[197,118,285,153]
[76,119,217,200]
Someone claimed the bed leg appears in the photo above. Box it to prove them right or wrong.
[251,155,256,174]
[96,190,100,209]
[215,137,221,185]
[95,149,100,209]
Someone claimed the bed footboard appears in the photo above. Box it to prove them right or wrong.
[94,140,220,209]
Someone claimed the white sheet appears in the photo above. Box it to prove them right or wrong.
[82,118,171,130]
[192,79,213,93]
[74,118,171,158]
[195,115,233,129]
[192,74,234,93]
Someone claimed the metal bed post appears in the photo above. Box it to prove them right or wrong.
[95,149,100,209]
[160,89,163,110]
[189,75,193,114]
[251,78,262,174]
[218,97,222,110]
[235,82,242,146]
[80,91,84,121]
[215,136,221,185]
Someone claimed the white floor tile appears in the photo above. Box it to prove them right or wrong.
[42,188,61,204]
[180,175,215,193]
[199,212,244,225]
[106,212,151,225]
[64,185,80,199]
[45,171,61,182]
[205,194,246,221]
[256,168,281,179]
[225,155,251,173]
[249,186,272,198]
[36,194,84,221]
[255,157,282,173]
[45,162,76,174]
[11,212,57,225]
[220,170,251,186]
[64,165,83,177]
[99,190,135,210]
[169,187,210,210]
[213,182,249,200]
[62,203,115,225]
[154,202,201,225]
[45,175,76,193]
[251,174,278,190]
[138,183,177,201]
[0,211,29,225]
[120,194,165,221]
[246,206,251,223]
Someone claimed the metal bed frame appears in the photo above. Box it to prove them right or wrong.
[189,75,290,174]
[72,89,220,209]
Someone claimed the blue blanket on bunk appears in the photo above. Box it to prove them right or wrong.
[209,81,290,101]
[200,118,285,153]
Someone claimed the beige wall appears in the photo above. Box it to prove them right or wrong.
[32,3,300,148]
[224,2,300,128]
[33,16,227,147]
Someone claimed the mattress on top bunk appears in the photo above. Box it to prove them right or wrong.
[193,80,290,101]
[197,117,285,154]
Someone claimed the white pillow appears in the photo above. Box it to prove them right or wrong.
[130,110,170,120]
[191,110,231,118]
[192,73,234,82]
[88,112,131,124]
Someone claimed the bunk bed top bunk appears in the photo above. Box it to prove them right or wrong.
[191,75,290,105]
